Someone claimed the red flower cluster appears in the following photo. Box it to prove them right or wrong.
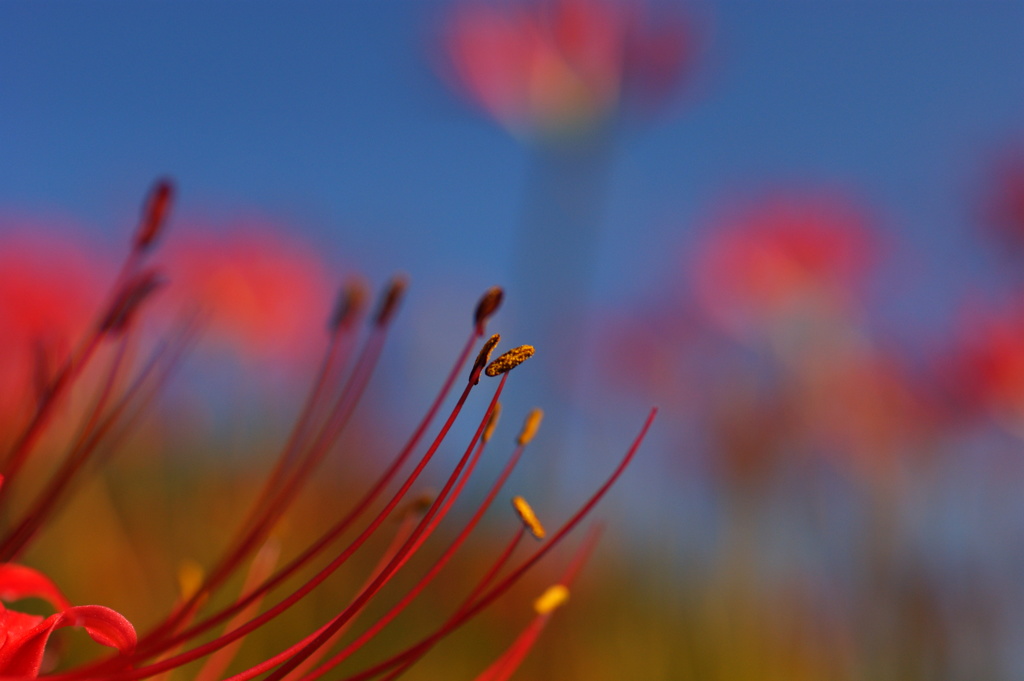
[0,214,335,436]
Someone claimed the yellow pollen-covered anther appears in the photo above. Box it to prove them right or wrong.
[534,584,570,615]
[516,408,543,446]
[512,495,545,540]
[485,345,535,377]
[483,402,502,443]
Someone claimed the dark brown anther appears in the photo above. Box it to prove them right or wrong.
[100,269,165,334]
[474,286,504,334]
[329,278,370,333]
[373,275,409,327]
[134,178,175,252]
[400,491,435,519]
[469,334,501,385]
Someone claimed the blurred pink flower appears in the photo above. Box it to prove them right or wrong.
[160,222,335,364]
[597,301,698,401]
[982,145,1024,251]
[797,349,934,479]
[0,214,335,420]
[439,0,695,138]
[0,228,108,426]
[691,191,878,338]
[947,303,1024,427]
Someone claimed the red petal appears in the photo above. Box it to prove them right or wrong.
[0,564,71,611]
[0,608,43,646]
[0,614,59,677]
[56,605,137,653]
[0,606,136,677]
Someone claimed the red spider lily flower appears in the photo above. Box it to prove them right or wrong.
[691,191,878,339]
[439,0,695,138]
[0,563,135,677]
[0,180,653,680]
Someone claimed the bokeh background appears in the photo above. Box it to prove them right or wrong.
[2,1,1024,679]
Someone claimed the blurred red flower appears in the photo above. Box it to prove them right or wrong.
[982,146,1024,251]
[796,348,935,480]
[691,191,878,338]
[948,303,1024,428]
[0,563,135,677]
[0,216,337,417]
[439,0,695,138]
[597,301,699,401]
[161,222,335,364]
[0,228,108,426]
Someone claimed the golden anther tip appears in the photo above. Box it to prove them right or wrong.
[474,286,504,331]
[330,278,370,332]
[516,408,543,446]
[373,275,409,326]
[512,495,545,540]
[482,402,502,443]
[534,584,570,615]
[470,334,501,384]
[177,559,205,601]
[485,345,535,377]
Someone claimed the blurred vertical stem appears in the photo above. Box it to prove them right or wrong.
[513,129,615,476]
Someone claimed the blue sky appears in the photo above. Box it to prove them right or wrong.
[2,2,1020,297]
